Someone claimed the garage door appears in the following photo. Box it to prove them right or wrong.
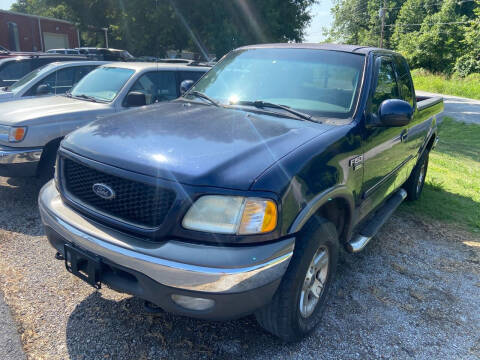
[43,32,69,50]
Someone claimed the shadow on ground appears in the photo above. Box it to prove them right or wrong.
[0,177,45,236]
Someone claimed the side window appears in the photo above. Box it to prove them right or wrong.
[74,66,96,84]
[178,71,205,84]
[394,57,414,107]
[128,71,177,105]
[371,58,399,115]
[31,67,76,95]
[0,61,31,82]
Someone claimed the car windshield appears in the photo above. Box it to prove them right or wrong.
[6,64,53,92]
[188,48,365,119]
[70,66,134,102]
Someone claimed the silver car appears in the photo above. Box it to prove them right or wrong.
[0,62,209,179]
[0,61,108,103]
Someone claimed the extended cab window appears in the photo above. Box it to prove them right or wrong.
[371,59,400,115]
[129,71,177,105]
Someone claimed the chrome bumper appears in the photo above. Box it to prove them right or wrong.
[39,181,294,294]
[0,145,42,164]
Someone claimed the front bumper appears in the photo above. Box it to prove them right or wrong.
[0,145,42,177]
[39,181,294,320]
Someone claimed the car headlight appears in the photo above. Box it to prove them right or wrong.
[0,125,27,143]
[182,195,277,235]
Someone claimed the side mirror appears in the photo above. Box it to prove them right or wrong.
[378,99,413,127]
[125,91,146,107]
[180,80,195,94]
[36,84,52,95]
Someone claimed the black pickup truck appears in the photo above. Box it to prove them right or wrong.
[39,44,443,341]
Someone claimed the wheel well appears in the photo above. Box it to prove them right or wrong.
[315,198,351,244]
[36,137,62,176]
[426,133,436,151]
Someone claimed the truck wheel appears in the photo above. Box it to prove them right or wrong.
[255,217,339,342]
[405,150,429,201]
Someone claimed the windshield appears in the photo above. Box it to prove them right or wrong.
[189,48,365,119]
[70,67,134,102]
[6,64,53,92]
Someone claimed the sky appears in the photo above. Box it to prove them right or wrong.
[0,0,334,42]
[304,1,334,42]
[0,0,15,10]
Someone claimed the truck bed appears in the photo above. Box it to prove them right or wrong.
[416,94,444,112]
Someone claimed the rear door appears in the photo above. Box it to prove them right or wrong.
[360,55,411,216]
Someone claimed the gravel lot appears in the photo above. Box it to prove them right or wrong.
[0,176,479,360]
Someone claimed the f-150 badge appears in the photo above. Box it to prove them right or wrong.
[349,155,363,171]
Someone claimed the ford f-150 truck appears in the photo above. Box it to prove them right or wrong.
[39,44,444,341]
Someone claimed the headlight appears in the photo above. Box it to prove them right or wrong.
[0,125,27,142]
[182,195,277,235]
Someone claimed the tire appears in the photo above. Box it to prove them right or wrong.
[255,217,339,342]
[404,150,429,201]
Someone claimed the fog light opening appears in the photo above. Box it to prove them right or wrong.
[171,294,215,311]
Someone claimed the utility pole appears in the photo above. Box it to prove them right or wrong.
[102,27,109,48]
[379,0,386,48]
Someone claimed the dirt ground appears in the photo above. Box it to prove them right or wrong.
[0,177,479,360]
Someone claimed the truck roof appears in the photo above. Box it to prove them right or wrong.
[237,43,395,55]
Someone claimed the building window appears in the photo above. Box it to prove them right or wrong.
[8,22,20,51]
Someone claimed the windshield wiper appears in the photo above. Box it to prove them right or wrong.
[72,94,100,102]
[187,90,220,107]
[235,100,312,121]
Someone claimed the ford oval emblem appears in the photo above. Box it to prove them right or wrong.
[92,183,115,200]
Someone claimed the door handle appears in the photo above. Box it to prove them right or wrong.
[400,130,408,142]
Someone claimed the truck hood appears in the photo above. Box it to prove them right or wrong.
[62,101,332,190]
[0,96,110,126]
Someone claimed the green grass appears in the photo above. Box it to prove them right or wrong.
[412,69,480,100]
[401,117,480,233]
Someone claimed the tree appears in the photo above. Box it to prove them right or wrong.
[454,0,480,76]
[10,0,317,58]
[396,0,471,73]
[329,0,479,74]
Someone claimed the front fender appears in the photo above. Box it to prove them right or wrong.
[287,185,355,235]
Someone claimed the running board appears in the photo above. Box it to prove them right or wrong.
[347,189,407,253]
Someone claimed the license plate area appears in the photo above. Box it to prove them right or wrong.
[64,243,101,289]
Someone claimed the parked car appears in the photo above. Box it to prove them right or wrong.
[76,48,134,61]
[0,61,107,103]
[46,49,81,55]
[39,44,444,341]
[0,54,88,87]
[0,62,208,179]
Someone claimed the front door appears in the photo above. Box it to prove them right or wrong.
[359,55,411,218]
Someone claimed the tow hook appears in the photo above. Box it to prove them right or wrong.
[55,252,64,260]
